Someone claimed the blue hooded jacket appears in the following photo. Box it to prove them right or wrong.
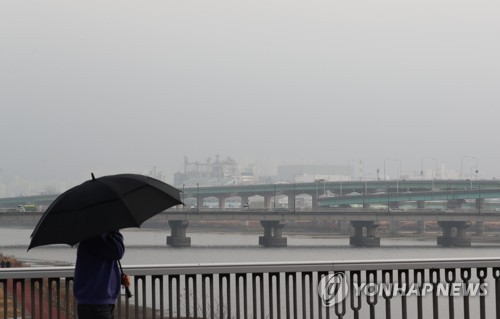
[73,231,125,305]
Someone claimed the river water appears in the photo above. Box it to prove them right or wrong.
[1,226,500,266]
[2,226,499,318]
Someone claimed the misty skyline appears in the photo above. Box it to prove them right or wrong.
[1,0,499,192]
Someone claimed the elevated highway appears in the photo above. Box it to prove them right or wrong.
[318,188,500,207]
[1,179,499,211]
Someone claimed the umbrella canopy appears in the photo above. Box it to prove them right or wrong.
[29,173,183,250]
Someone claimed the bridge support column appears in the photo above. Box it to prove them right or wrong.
[288,194,296,211]
[259,221,287,247]
[476,198,485,210]
[312,195,318,208]
[417,200,426,209]
[437,221,471,247]
[218,196,227,209]
[416,220,426,234]
[264,196,272,209]
[167,220,191,247]
[349,221,380,247]
[241,196,249,208]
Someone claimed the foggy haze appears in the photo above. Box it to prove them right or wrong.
[1,0,499,194]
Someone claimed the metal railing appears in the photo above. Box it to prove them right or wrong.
[1,258,500,318]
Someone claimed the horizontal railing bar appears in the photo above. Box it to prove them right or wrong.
[0,266,74,279]
[2,257,500,279]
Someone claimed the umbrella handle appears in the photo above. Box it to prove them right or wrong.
[118,260,133,298]
[124,286,133,299]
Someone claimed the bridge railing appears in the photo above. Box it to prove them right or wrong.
[1,258,499,318]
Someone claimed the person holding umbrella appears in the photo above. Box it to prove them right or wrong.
[28,174,183,317]
[74,230,129,318]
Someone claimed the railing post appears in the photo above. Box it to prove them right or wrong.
[461,268,472,319]
[477,268,487,319]
[494,268,500,319]
[2,258,500,319]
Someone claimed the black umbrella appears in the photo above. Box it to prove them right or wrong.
[28,173,183,250]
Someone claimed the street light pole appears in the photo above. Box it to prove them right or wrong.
[478,184,481,214]
[315,180,318,201]
[274,184,276,210]
[196,183,199,212]
[422,156,438,189]
[359,159,365,181]
[420,158,423,180]
[431,157,438,177]
[395,159,402,180]
[431,157,438,190]
[384,158,390,181]
[472,156,479,181]
[387,183,390,212]
[182,184,185,210]
[394,159,401,193]
[460,156,468,180]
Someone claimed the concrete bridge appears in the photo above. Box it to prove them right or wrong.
[1,179,499,211]
[3,207,498,248]
[158,208,499,248]
[318,188,500,209]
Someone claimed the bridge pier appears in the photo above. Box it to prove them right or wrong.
[437,221,471,247]
[288,194,296,211]
[349,221,380,247]
[476,198,485,210]
[259,221,287,247]
[197,197,204,209]
[166,220,191,247]
[241,195,249,208]
[312,195,319,208]
[264,196,272,209]
[218,196,227,208]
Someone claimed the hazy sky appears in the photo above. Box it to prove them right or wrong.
[1,0,499,186]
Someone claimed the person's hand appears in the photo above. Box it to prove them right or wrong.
[121,274,131,288]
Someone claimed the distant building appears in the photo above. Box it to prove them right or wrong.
[277,164,351,182]
[173,155,259,187]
